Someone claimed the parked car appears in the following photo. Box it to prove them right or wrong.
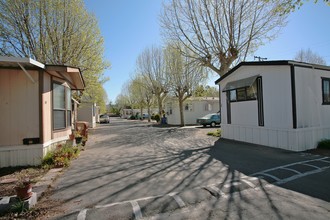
[196,113,221,127]
[142,113,149,119]
[99,114,110,123]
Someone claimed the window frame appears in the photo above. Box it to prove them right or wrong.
[204,103,212,111]
[184,103,193,111]
[53,82,72,130]
[322,77,330,105]
[228,81,257,103]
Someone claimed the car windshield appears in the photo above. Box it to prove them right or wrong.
[201,114,215,119]
[100,115,108,118]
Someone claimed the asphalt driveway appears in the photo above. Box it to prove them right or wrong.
[48,118,330,219]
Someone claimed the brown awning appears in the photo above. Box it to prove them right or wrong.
[46,65,85,90]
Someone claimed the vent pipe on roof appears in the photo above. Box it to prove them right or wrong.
[17,62,36,83]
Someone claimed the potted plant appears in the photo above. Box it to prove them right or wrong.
[74,131,83,144]
[69,131,75,141]
[15,171,33,200]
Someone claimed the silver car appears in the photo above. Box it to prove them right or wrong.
[99,114,110,123]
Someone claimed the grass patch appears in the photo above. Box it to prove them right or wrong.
[317,139,330,149]
[207,129,221,137]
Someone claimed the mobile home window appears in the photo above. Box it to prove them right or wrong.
[228,80,257,102]
[237,88,246,101]
[230,90,237,101]
[184,103,193,111]
[322,78,330,104]
[205,103,212,111]
[167,103,173,115]
[53,82,72,130]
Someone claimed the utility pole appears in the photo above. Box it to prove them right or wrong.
[254,56,267,61]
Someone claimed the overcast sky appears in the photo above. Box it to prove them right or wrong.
[84,0,330,103]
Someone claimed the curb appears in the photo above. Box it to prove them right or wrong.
[0,168,63,215]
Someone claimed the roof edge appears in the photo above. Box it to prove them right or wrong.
[215,60,330,84]
[0,56,45,69]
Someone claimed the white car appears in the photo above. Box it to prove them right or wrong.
[99,115,110,123]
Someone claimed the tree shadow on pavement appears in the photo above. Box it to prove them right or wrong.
[48,127,330,219]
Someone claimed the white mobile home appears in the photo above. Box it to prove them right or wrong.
[77,102,99,128]
[165,97,219,125]
[215,60,330,151]
[121,108,158,119]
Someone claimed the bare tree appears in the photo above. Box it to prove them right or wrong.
[165,44,207,126]
[136,46,168,114]
[294,48,327,65]
[160,0,288,76]
[115,94,130,115]
[120,81,137,114]
[130,76,154,122]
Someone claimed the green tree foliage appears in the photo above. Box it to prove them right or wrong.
[115,94,131,113]
[271,0,330,14]
[194,85,219,97]
[130,76,154,121]
[0,0,109,110]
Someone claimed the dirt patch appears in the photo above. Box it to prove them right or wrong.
[305,148,330,157]
[0,188,65,220]
[0,167,48,197]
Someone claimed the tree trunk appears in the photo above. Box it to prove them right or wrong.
[178,96,185,127]
[157,95,163,115]
[140,107,143,120]
[147,106,151,122]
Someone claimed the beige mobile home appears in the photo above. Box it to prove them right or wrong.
[0,56,85,167]
[216,60,330,151]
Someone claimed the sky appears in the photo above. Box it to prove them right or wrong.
[84,0,330,103]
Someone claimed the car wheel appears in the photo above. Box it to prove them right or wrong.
[211,122,216,127]
[203,124,206,128]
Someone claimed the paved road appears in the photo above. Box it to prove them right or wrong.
[49,118,330,219]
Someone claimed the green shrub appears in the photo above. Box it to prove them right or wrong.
[10,199,28,214]
[207,129,221,137]
[42,151,55,166]
[129,115,136,120]
[154,114,160,122]
[317,139,330,149]
[151,114,155,120]
[41,144,81,168]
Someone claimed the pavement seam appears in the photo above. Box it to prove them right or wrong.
[251,157,329,176]
[77,208,88,220]
[131,201,143,220]
[204,185,228,199]
[68,163,330,219]
[274,166,330,185]
[280,167,302,174]
[301,163,322,170]
[169,192,186,208]
[256,173,281,181]
[241,179,256,188]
